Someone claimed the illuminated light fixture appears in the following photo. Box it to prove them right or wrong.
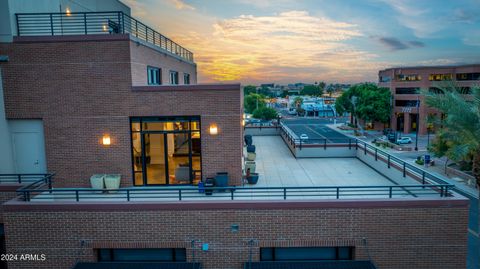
[103,24,108,32]
[242,119,245,126]
[209,124,218,135]
[102,135,111,146]
[65,8,71,16]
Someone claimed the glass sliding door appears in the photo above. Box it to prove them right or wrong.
[130,116,201,186]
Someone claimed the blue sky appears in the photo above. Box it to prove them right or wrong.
[122,0,480,84]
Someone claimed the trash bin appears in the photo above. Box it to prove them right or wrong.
[215,172,228,192]
[244,135,253,146]
[247,145,256,153]
[205,178,214,196]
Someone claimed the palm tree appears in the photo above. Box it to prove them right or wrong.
[424,85,480,189]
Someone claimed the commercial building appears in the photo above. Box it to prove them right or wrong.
[378,65,480,135]
[0,1,470,269]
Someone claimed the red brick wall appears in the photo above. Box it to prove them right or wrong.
[2,200,468,269]
[0,36,242,186]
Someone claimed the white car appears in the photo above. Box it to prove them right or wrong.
[299,134,309,140]
[396,137,412,144]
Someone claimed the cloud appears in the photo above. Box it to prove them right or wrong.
[169,11,385,83]
[453,8,479,23]
[462,30,480,46]
[375,36,425,51]
[168,0,195,10]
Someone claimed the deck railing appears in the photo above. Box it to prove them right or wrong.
[17,184,452,202]
[15,11,194,62]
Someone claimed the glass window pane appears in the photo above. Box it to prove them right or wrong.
[174,248,186,261]
[260,248,273,261]
[338,247,352,260]
[132,132,142,171]
[134,172,143,186]
[131,122,141,132]
[98,249,111,261]
[191,120,200,130]
[275,247,336,260]
[112,249,172,261]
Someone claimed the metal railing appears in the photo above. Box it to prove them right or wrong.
[17,184,452,202]
[0,173,53,184]
[15,11,194,62]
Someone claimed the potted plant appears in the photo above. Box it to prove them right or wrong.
[246,173,259,184]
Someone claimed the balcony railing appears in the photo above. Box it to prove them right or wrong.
[15,11,194,62]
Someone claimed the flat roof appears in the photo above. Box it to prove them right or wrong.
[379,64,480,72]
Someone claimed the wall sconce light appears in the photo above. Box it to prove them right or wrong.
[103,24,108,32]
[242,119,245,127]
[65,8,71,16]
[209,124,218,135]
[102,134,111,146]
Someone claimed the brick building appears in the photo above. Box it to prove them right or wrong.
[0,1,470,269]
[378,64,480,135]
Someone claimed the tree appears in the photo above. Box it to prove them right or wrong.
[252,107,278,120]
[300,85,324,96]
[334,83,391,128]
[424,86,480,188]
[326,84,335,96]
[244,93,265,113]
[293,97,303,108]
[243,85,257,96]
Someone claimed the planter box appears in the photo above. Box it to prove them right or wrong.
[246,152,256,161]
[90,174,104,192]
[246,173,259,184]
[245,161,256,174]
[104,174,121,193]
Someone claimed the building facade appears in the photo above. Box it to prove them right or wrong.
[379,64,480,135]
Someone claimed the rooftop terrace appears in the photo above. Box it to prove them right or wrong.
[15,11,194,62]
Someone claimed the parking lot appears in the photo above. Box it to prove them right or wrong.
[282,118,351,143]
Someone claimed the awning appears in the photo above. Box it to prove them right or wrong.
[72,262,201,269]
[243,261,377,269]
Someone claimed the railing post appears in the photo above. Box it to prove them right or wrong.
[349,139,351,149]
[121,12,125,33]
[179,189,182,201]
[444,185,449,197]
[50,13,54,35]
[230,188,234,200]
[84,13,87,34]
[324,139,327,150]
[387,155,390,168]
[25,191,30,202]
[135,20,138,37]
[355,139,358,150]
[375,148,378,161]
[403,162,406,177]
[76,190,79,202]
[389,186,393,198]
[127,189,130,201]
[440,186,444,197]
[299,139,302,150]
[15,14,20,36]
[422,171,426,186]
[18,174,22,184]
[336,187,339,199]
[283,188,287,200]
[364,142,367,155]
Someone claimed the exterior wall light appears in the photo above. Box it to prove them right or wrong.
[209,124,218,135]
[103,25,108,32]
[66,8,71,16]
[102,135,111,146]
[242,119,245,126]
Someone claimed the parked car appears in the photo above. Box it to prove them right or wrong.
[396,137,412,144]
[299,134,309,140]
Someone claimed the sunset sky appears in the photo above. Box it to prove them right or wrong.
[122,0,480,84]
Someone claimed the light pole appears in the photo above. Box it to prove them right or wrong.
[414,97,420,151]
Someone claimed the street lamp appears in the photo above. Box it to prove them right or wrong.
[414,97,420,151]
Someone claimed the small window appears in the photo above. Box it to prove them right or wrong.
[147,67,161,85]
[170,71,179,85]
[260,247,354,261]
[184,73,190,85]
[98,248,186,262]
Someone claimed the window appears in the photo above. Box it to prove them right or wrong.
[456,73,480,81]
[379,75,391,82]
[395,74,421,81]
[395,100,419,107]
[395,87,419,94]
[184,73,190,85]
[428,74,452,81]
[98,248,186,262]
[260,247,353,261]
[147,67,161,85]
[170,71,179,85]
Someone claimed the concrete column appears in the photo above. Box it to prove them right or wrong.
[403,113,411,134]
